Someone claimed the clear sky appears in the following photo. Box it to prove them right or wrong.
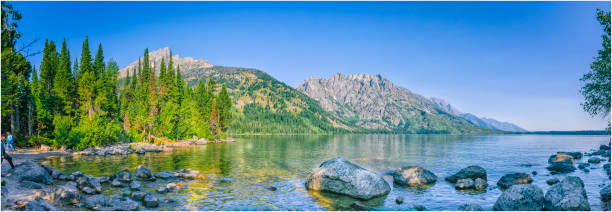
[10,1,611,131]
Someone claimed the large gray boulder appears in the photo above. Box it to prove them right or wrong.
[497,173,533,189]
[549,153,575,164]
[77,175,102,194]
[493,184,544,211]
[134,165,155,181]
[392,166,437,186]
[544,176,590,211]
[154,171,177,179]
[50,184,80,207]
[305,157,391,200]
[13,199,56,211]
[83,194,106,209]
[7,160,53,185]
[445,165,487,183]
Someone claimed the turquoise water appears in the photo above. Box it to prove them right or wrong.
[44,134,611,210]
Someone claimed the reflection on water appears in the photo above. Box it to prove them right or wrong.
[44,134,611,210]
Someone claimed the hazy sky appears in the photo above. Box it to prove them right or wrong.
[11,1,611,131]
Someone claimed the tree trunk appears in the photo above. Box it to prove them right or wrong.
[28,102,33,137]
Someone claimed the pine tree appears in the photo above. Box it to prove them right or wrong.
[216,84,232,132]
[77,36,95,120]
[53,38,75,116]
[176,65,184,104]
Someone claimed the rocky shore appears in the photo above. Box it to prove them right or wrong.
[305,143,611,211]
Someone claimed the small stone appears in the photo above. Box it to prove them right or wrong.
[395,196,404,204]
[130,191,146,201]
[546,178,560,185]
[267,186,277,191]
[589,157,603,163]
[413,204,425,211]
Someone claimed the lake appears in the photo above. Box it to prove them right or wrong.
[43,134,611,210]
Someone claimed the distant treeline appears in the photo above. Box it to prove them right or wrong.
[505,131,611,135]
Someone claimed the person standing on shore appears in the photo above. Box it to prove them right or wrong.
[6,132,15,152]
[1,134,15,169]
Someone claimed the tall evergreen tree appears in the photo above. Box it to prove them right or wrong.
[77,36,95,120]
[53,38,75,116]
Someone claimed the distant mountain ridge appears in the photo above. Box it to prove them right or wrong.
[429,97,526,132]
[295,73,489,134]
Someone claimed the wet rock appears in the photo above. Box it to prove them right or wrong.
[266,186,277,191]
[57,175,68,181]
[111,179,127,187]
[144,194,159,208]
[455,178,474,190]
[82,187,96,195]
[134,165,155,181]
[392,166,437,186]
[593,149,607,155]
[532,171,537,176]
[136,149,145,154]
[413,204,425,211]
[544,176,590,211]
[305,157,391,200]
[110,196,139,211]
[458,203,484,211]
[493,184,544,211]
[50,184,80,206]
[395,196,404,204]
[602,186,611,202]
[166,182,182,192]
[130,191,146,201]
[549,153,575,164]
[177,169,206,180]
[497,173,533,189]
[217,177,232,183]
[601,145,611,150]
[7,160,53,185]
[546,163,576,174]
[154,171,177,179]
[114,169,133,182]
[20,180,43,189]
[129,181,141,191]
[546,178,560,185]
[77,175,102,194]
[445,165,487,183]
[13,199,56,211]
[558,152,583,160]
[578,163,590,169]
[589,157,603,163]
[474,178,488,190]
[156,187,168,193]
[604,163,611,175]
[83,194,106,209]
[98,176,110,184]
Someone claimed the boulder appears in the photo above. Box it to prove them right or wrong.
[305,157,391,200]
[154,171,177,179]
[445,165,487,183]
[111,179,127,187]
[83,194,106,209]
[602,186,611,202]
[546,178,560,185]
[7,160,53,185]
[546,163,576,174]
[392,166,437,186]
[589,157,603,163]
[458,203,484,211]
[77,175,102,194]
[455,178,474,190]
[130,191,146,201]
[50,184,80,206]
[474,178,488,190]
[601,145,611,150]
[497,173,533,189]
[110,196,139,211]
[114,169,132,182]
[558,152,583,160]
[144,194,159,208]
[493,184,544,211]
[134,165,155,181]
[544,176,590,211]
[549,153,574,164]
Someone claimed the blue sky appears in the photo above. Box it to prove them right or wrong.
[11,1,611,131]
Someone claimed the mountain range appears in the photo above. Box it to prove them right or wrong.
[119,48,526,134]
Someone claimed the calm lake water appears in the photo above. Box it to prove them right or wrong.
[43,134,611,210]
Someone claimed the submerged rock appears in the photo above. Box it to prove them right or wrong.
[497,173,533,189]
[458,203,484,211]
[578,163,590,169]
[83,194,106,209]
[604,163,611,175]
[546,178,560,185]
[413,204,425,211]
[493,184,544,211]
[129,181,141,191]
[392,166,437,186]
[154,171,177,179]
[602,186,611,202]
[176,169,206,180]
[305,157,391,200]
[546,163,576,174]
[445,166,487,183]
[114,169,133,182]
[130,191,146,201]
[543,176,590,211]
[109,196,139,211]
[395,196,404,204]
[589,157,603,163]
[144,193,159,208]
[601,145,611,150]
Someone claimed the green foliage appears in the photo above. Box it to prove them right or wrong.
[581,9,611,124]
[52,115,73,148]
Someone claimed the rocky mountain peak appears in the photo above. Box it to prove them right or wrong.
[118,47,213,78]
